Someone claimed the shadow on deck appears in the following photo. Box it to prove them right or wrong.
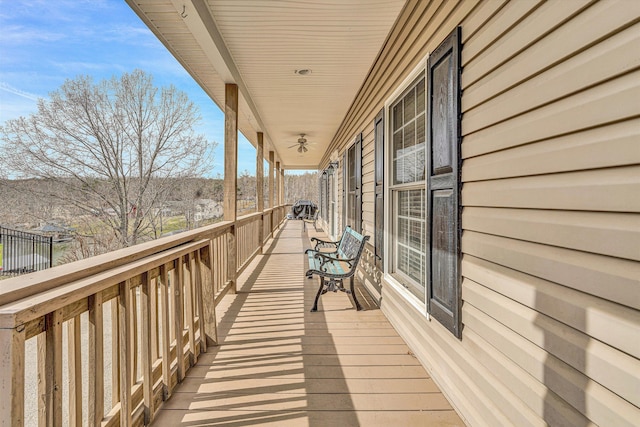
[152,220,464,426]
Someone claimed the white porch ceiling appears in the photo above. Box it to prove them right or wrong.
[127,0,405,169]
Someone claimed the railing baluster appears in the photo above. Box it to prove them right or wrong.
[224,233,229,288]
[118,281,132,427]
[216,236,222,294]
[88,292,104,426]
[242,226,245,263]
[228,227,237,294]
[110,298,120,408]
[174,258,185,382]
[67,315,82,426]
[168,264,175,345]
[150,275,158,362]
[129,284,138,385]
[45,309,63,426]
[185,253,196,365]
[141,271,154,424]
[196,246,214,349]
[38,333,46,427]
[0,325,25,427]
[159,263,172,399]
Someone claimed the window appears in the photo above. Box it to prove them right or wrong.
[385,27,462,338]
[343,134,362,233]
[319,172,328,221]
[389,73,426,301]
[374,109,384,270]
[329,170,336,237]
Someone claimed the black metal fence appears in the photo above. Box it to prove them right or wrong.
[0,226,53,276]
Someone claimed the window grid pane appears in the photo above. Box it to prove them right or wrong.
[393,103,403,132]
[347,145,356,227]
[394,189,426,301]
[391,74,426,185]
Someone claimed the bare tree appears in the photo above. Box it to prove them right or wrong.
[237,169,256,214]
[0,70,215,247]
[285,172,319,203]
[175,177,206,231]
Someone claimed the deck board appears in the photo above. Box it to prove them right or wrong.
[152,220,464,426]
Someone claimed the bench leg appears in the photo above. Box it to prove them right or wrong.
[311,276,325,312]
[349,276,362,311]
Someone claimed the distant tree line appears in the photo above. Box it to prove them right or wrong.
[0,172,319,226]
[285,172,319,204]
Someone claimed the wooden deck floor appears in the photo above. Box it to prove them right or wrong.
[152,220,464,426]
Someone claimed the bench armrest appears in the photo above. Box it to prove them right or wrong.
[312,252,356,270]
[310,236,340,251]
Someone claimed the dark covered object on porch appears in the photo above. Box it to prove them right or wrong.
[290,200,318,220]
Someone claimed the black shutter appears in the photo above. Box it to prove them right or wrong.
[373,109,384,270]
[426,27,462,338]
[354,133,363,233]
[342,150,347,230]
[323,173,328,221]
[319,174,325,219]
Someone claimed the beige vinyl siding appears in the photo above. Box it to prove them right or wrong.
[358,122,382,302]
[462,120,639,181]
[460,0,640,422]
[327,0,640,426]
[322,0,482,166]
[338,155,344,236]
[361,123,375,238]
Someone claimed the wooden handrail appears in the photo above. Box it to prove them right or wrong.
[0,240,210,329]
[0,205,288,427]
[0,220,233,306]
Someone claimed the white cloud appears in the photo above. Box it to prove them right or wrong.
[0,24,66,44]
[0,82,40,101]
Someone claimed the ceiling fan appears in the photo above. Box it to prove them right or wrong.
[288,134,309,153]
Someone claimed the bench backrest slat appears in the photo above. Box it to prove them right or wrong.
[337,227,365,260]
[307,226,369,279]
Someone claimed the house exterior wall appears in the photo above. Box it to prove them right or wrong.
[325,0,640,426]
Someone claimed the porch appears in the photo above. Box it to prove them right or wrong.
[152,219,463,426]
[0,211,463,426]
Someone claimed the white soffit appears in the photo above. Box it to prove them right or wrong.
[128,0,406,169]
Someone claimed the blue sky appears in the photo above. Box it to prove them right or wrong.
[0,0,262,177]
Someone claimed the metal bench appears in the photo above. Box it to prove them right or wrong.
[305,226,370,312]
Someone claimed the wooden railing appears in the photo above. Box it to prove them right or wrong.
[236,212,262,275]
[263,211,273,245]
[0,205,287,427]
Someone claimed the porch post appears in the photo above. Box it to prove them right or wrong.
[268,151,275,237]
[275,161,281,206]
[268,151,275,209]
[275,161,281,228]
[224,83,238,294]
[280,168,285,207]
[256,132,264,253]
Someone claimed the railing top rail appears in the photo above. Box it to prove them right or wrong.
[236,211,265,227]
[0,220,233,307]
